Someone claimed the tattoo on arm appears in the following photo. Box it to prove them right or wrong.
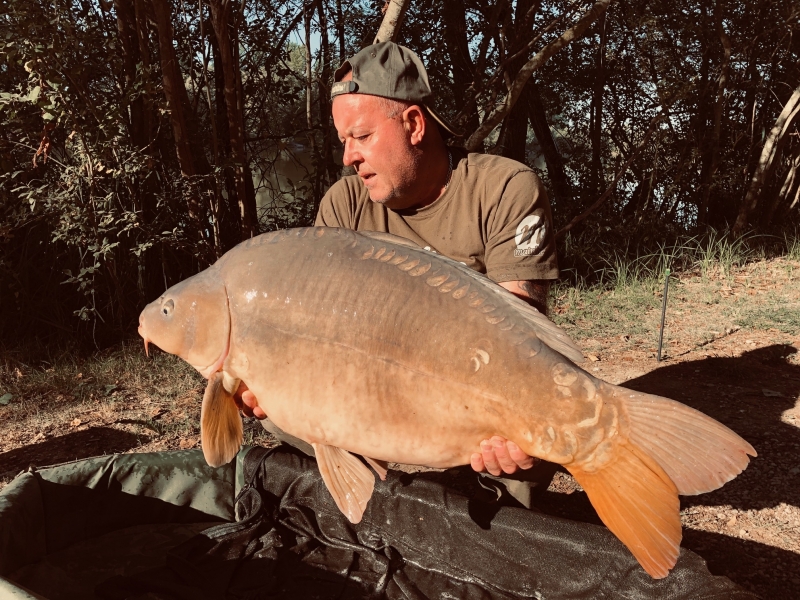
[517,281,549,315]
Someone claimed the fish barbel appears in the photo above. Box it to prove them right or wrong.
[138,227,755,578]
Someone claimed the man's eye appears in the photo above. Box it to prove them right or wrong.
[356,134,369,141]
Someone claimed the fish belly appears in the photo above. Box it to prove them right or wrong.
[221,228,608,468]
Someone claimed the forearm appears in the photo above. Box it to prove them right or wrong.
[498,280,550,316]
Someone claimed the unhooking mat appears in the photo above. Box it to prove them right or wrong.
[0,445,758,600]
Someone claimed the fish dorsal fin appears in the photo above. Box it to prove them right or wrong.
[355,230,584,363]
[356,229,424,250]
[363,456,389,480]
[313,443,375,523]
[491,284,585,364]
[200,371,244,467]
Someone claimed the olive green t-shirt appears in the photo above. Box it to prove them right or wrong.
[314,149,559,283]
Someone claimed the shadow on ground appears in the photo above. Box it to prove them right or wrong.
[621,344,800,597]
[0,427,147,479]
[543,345,800,597]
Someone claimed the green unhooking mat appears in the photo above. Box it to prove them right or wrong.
[0,446,758,600]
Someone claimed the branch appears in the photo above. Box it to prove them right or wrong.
[733,81,800,235]
[373,0,411,44]
[465,0,614,152]
[556,112,666,240]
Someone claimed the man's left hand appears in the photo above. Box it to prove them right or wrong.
[471,436,537,476]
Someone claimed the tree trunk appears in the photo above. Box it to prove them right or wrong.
[527,80,572,206]
[303,1,320,202]
[442,0,480,137]
[206,22,242,250]
[112,0,147,150]
[373,0,411,44]
[150,0,205,223]
[208,0,258,239]
[317,0,337,193]
[764,144,800,225]
[466,0,614,152]
[496,95,528,162]
[588,12,606,197]
[335,0,346,62]
[697,0,731,227]
[733,81,800,236]
[495,0,536,163]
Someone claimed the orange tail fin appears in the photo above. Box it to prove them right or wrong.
[567,443,681,579]
[566,386,756,578]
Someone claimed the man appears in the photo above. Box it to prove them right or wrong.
[238,42,560,502]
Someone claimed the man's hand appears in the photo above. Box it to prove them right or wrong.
[233,381,267,419]
[470,436,536,476]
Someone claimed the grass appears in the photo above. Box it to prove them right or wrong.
[0,341,202,419]
[0,338,275,486]
[550,230,800,344]
[735,306,800,335]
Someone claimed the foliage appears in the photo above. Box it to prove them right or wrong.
[0,0,799,348]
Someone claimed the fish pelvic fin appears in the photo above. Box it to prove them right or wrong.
[200,371,243,468]
[567,442,681,579]
[313,443,375,524]
[620,388,756,495]
[363,456,389,481]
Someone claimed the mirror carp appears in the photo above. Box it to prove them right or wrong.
[138,227,756,579]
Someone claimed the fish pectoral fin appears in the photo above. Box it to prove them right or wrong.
[200,371,243,468]
[312,443,375,524]
[362,456,389,481]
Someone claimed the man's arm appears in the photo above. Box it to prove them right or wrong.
[498,280,550,315]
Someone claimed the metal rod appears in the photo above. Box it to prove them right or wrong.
[657,269,670,362]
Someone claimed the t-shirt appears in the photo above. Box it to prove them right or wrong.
[314,148,559,283]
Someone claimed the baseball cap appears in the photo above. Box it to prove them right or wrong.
[330,41,461,138]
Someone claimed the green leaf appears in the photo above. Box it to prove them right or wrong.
[28,85,40,103]
[0,393,12,405]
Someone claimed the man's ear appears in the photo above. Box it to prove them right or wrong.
[402,105,427,147]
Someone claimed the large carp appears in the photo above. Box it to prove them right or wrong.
[138,227,755,579]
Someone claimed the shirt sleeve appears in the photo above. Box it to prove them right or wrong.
[314,178,357,228]
[484,170,559,283]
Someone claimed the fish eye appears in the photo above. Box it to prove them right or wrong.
[162,299,174,316]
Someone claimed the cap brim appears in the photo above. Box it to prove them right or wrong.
[425,104,462,138]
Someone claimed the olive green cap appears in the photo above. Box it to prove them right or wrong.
[331,41,460,137]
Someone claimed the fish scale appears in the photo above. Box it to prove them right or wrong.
[139,226,756,579]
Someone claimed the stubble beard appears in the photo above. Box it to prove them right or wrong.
[367,150,424,210]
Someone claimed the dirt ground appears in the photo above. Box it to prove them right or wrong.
[1,256,799,598]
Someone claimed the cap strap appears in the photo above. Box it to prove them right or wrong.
[331,80,359,97]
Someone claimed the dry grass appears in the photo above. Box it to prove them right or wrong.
[0,342,272,485]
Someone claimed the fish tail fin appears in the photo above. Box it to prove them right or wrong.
[618,388,756,495]
[566,442,681,578]
[565,386,756,578]
[200,372,243,467]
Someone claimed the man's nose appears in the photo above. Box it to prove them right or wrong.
[342,140,361,167]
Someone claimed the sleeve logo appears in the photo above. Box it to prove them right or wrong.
[514,212,546,256]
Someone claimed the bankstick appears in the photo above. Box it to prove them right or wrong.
[657,269,670,362]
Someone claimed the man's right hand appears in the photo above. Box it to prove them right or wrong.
[470,436,537,476]
[233,381,267,419]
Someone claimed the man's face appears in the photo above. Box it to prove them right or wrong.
[332,93,422,210]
